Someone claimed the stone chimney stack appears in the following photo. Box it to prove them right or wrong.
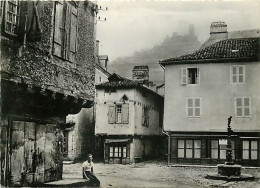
[210,21,228,39]
[132,66,149,85]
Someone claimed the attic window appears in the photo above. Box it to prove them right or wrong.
[231,50,239,53]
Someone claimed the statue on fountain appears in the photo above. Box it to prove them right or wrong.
[206,116,254,181]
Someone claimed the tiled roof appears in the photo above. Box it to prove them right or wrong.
[200,29,260,49]
[96,73,140,88]
[95,73,163,98]
[160,38,260,65]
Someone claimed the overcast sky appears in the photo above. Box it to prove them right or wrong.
[96,0,260,61]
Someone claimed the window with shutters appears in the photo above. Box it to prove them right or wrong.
[177,139,201,159]
[181,68,199,85]
[243,140,258,160]
[0,0,20,36]
[53,1,78,63]
[231,65,245,84]
[235,97,251,117]
[187,97,201,117]
[142,106,149,126]
[108,103,129,124]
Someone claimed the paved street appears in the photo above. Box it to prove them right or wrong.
[44,160,260,187]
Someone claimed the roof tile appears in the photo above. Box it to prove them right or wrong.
[160,38,259,64]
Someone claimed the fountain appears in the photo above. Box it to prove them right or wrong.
[206,116,254,181]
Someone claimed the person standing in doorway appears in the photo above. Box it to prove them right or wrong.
[82,154,100,187]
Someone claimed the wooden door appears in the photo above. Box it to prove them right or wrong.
[23,122,36,184]
[35,124,46,183]
[10,121,25,186]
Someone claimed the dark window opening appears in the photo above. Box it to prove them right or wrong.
[188,68,198,84]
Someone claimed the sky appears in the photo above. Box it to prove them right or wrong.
[96,0,260,61]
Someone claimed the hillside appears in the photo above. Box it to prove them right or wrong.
[108,32,202,85]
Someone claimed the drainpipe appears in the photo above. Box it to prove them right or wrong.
[162,129,170,166]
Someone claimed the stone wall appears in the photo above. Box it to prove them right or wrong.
[1,1,96,100]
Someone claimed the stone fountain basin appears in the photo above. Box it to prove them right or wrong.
[206,164,254,181]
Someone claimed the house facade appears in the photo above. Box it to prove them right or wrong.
[1,1,96,186]
[63,50,110,162]
[160,37,260,166]
[95,73,164,164]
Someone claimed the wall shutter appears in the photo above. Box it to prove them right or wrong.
[108,105,116,124]
[121,103,129,124]
[196,68,200,84]
[181,68,187,85]
[69,5,77,63]
[64,3,71,60]
[53,1,64,57]
[142,107,145,125]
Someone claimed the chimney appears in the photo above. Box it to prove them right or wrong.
[210,21,228,39]
[132,66,149,86]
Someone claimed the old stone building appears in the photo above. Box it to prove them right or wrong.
[1,0,96,186]
[95,68,165,164]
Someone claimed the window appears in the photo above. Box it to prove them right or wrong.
[235,97,251,117]
[109,147,113,157]
[116,105,122,123]
[142,106,149,126]
[3,0,20,36]
[123,147,127,157]
[108,103,129,124]
[243,141,258,160]
[231,65,245,84]
[187,98,201,117]
[0,1,4,18]
[109,145,127,158]
[182,68,199,85]
[53,1,78,63]
[177,140,201,159]
[211,140,235,159]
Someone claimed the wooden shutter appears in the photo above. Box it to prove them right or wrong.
[108,105,116,124]
[64,2,71,60]
[122,103,129,124]
[196,68,200,84]
[53,1,64,57]
[69,5,77,63]
[181,68,187,85]
[142,106,145,125]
